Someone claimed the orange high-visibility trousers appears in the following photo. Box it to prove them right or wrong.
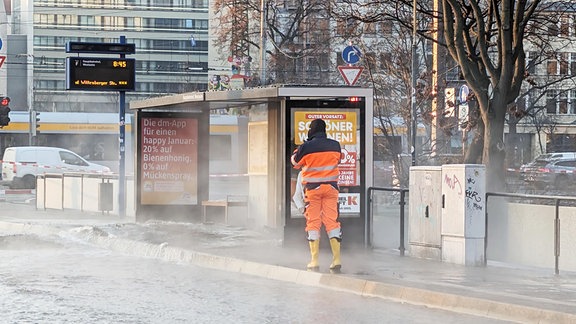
[304,184,341,238]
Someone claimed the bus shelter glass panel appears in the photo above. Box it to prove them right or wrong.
[289,106,363,220]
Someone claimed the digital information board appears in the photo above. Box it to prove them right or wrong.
[66,57,135,91]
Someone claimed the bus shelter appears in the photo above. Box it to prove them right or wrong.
[130,85,373,248]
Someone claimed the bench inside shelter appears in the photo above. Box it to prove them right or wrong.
[201,195,248,224]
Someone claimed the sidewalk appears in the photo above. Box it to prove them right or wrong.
[1,202,575,323]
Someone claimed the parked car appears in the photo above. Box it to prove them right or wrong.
[521,157,576,189]
[1,146,111,189]
[519,152,576,176]
[529,152,576,161]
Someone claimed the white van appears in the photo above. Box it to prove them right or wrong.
[1,146,111,189]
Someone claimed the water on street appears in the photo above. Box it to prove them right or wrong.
[0,229,512,323]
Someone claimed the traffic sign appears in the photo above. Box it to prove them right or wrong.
[338,66,364,86]
[458,85,470,127]
[342,45,362,64]
[459,84,469,104]
[0,56,5,69]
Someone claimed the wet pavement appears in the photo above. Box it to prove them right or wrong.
[1,201,575,323]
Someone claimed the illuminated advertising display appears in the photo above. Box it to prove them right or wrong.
[66,57,135,91]
[140,117,198,205]
[293,111,357,145]
[294,111,359,187]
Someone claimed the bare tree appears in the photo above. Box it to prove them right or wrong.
[332,1,576,191]
[212,0,335,84]
[339,13,433,185]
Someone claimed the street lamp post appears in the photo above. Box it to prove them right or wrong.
[411,0,418,166]
[259,0,267,85]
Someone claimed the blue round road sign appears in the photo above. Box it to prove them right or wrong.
[342,45,361,64]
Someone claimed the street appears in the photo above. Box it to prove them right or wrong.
[0,208,513,324]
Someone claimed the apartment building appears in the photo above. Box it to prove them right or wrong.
[6,0,209,112]
[512,3,576,160]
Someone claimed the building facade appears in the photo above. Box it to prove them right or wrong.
[6,0,209,113]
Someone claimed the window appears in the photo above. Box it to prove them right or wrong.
[336,18,358,36]
[556,160,576,168]
[546,90,558,114]
[547,57,558,75]
[560,17,570,36]
[57,15,75,25]
[336,52,344,66]
[548,20,559,36]
[571,90,576,114]
[380,52,391,72]
[59,151,88,166]
[527,51,537,74]
[560,53,568,75]
[379,21,393,35]
[79,15,95,26]
[547,134,576,152]
[336,20,346,35]
[364,22,376,34]
[446,59,464,81]
[559,92,568,114]
[546,90,576,115]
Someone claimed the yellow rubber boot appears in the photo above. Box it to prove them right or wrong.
[329,238,341,274]
[307,240,320,272]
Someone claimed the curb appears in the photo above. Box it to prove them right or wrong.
[1,221,574,323]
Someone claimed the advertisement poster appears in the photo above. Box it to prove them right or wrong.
[140,117,198,205]
[339,193,360,214]
[294,111,359,187]
[293,111,357,145]
[338,148,356,186]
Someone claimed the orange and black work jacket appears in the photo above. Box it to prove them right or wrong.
[291,132,341,190]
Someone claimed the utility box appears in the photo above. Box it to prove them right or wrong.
[408,166,443,260]
[441,164,486,266]
[99,182,114,212]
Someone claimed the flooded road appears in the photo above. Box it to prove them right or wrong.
[0,198,516,323]
[0,230,511,323]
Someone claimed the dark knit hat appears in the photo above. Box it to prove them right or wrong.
[308,119,326,138]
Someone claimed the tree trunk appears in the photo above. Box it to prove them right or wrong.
[483,100,507,192]
[464,119,484,164]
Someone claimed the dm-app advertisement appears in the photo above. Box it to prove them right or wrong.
[140,117,198,205]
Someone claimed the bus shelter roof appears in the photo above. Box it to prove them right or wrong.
[129,85,373,111]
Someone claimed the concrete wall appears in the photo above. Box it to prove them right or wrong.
[372,194,576,272]
[487,198,576,272]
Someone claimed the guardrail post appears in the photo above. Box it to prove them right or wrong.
[399,190,406,256]
[366,187,372,248]
[555,199,560,276]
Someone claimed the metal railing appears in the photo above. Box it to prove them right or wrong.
[367,186,409,255]
[486,191,576,275]
[36,173,135,216]
[368,186,576,273]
